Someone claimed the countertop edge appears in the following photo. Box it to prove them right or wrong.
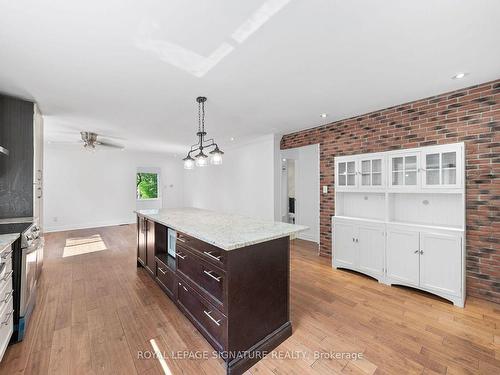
[0,233,20,253]
[135,210,307,251]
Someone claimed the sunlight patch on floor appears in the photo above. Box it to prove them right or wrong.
[62,234,108,258]
[150,339,172,375]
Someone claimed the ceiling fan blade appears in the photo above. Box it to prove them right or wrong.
[96,141,125,150]
[48,140,82,145]
[98,134,126,140]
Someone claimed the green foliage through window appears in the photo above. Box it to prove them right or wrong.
[137,173,158,199]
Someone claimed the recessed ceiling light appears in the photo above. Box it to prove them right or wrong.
[452,72,468,79]
[320,113,328,118]
[282,158,286,162]
[230,137,235,141]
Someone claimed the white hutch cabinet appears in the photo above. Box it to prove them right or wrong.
[333,142,465,307]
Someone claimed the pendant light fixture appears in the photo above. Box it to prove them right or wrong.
[183,96,224,169]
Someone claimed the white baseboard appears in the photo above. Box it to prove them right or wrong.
[298,232,319,243]
[43,218,136,233]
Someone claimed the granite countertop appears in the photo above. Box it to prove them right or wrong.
[0,233,20,253]
[135,208,308,251]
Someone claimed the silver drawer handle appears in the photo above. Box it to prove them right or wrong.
[203,251,222,261]
[1,290,13,303]
[177,253,186,260]
[1,310,14,325]
[178,282,188,292]
[177,236,187,243]
[203,270,222,282]
[1,250,12,259]
[1,271,13,282]
[203,310,221,326]
[158,267,167,275]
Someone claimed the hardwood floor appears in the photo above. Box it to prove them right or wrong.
[1,224,499,375]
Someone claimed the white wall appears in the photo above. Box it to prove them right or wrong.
[44,133,315,238]
[43,145,184,232]
[281,144,320,243]
[183,135,276,220]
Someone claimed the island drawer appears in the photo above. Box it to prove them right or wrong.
[176,246,225,305]
[176,232,227,268]
[177,279,226,351]
[156,261,176,299]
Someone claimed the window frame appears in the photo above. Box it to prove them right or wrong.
[136,168,161,201]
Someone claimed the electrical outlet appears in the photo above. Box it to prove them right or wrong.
[322,185,328,194]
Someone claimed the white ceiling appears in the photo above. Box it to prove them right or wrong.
[1,0,499,154]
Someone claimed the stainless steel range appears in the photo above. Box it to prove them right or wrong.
[0,221,43,342]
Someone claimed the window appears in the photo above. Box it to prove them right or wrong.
[136,172,159,200]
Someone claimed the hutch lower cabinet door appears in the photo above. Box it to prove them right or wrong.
[357,223,385,279]
[333,219,385,282]
[386,227,420,286]
[419,231,462,297]
[333,220,357,268]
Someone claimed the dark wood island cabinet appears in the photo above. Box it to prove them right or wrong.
[136,208,306,375]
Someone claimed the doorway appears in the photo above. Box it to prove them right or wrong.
[280,144,320,244]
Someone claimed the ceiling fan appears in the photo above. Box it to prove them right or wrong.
[49,131,124,151]
[80,131,124,151]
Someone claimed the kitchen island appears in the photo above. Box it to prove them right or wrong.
[135,208,306,375]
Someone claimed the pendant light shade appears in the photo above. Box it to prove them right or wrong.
[183,154,195,170]
[209,145,224,165]
[182,96,224,169]
[195,150,209,167]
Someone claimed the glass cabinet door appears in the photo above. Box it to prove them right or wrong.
[423,148,459,187]
[361,160,371,186]
[442,152,457,185]
[390,153,418,187]
[346,161,356,186]
[337,160,357,187]
[361,158,383,187]
[337,162,347,186]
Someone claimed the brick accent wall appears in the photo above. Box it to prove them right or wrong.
[281,79,500,303]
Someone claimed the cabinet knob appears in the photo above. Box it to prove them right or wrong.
[420,250,424,255]
[414,250,419,254]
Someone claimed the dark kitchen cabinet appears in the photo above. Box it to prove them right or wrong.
[0,95,35,219]
[137,216,147,266]
[145,219,155,275]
